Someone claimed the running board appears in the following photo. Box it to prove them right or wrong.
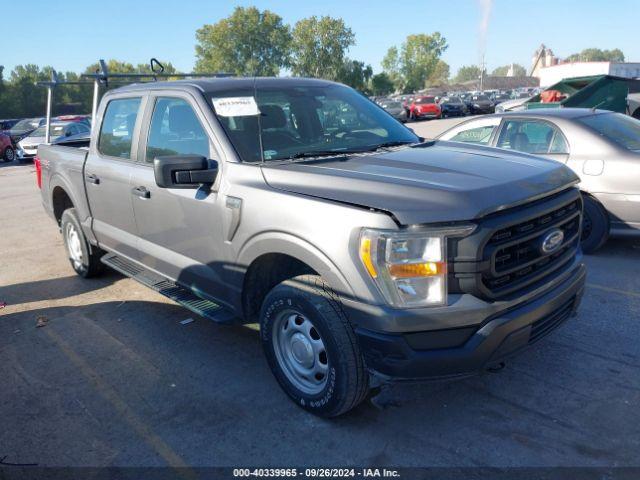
[101,252,238,324]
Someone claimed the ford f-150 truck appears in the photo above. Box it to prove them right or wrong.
[37,77,586,417]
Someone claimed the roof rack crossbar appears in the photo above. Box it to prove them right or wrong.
[36,58,233,142]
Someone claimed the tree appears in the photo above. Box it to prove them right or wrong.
[195,6,291,76]
[382,33,448,92]
[426,60,450,86]
[566,48,625,63]
[290,16,355,80]
[454,65,484,83]
[337,59,372,92]
[370,72,395,96]
[492,63,527,76]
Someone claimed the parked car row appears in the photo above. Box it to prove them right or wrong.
[373,87,540,122]
[0,115,91,163]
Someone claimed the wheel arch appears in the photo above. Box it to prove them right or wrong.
[237,232,355,322]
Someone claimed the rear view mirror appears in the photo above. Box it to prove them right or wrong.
[154,155,218,189]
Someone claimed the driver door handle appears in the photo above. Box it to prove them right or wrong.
[131,186,151,199]
[86,173,100,185]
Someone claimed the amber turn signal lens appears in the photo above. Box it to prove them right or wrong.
[359,237,378,278]
[388,262,445,278]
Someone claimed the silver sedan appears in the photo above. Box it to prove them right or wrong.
[437,108,640,253]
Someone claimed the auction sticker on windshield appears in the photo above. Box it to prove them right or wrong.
[212,96,261,117]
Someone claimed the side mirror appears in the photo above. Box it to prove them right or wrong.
[154,155,218,189]
[66,130,73,137]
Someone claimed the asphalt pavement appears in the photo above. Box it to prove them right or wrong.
[1,136,639,468]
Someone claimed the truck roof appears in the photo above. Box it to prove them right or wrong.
[112,77,339,95]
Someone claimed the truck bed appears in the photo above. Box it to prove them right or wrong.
[38,143,92,230]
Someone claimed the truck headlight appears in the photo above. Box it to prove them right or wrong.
[359,226,475,308]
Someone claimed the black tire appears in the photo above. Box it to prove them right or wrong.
[260,274,369,417]
[3,146,14,162]
[61,208,105,278]
[581,194,609,254]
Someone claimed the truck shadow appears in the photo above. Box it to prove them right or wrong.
[587,237,640,258]
[0,270,120,305]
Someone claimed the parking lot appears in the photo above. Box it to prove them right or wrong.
[1,122,639,468]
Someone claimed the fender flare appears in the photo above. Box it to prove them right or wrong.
[237,231,356,299]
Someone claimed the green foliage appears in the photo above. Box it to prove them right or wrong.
[194,6,291,76]
[426,60,450,87]
[290,16,355,80]
[382,33,448,92]
[337,59,373,93]
[492,63,527,76]
[453,65,485,83]
[565,48,625,62]
[370,72,395,96]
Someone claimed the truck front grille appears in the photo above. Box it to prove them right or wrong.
[450,188,582,301]
[482,198,581,297]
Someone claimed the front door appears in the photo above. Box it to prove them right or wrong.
[85,95,144,261]
[129,94,229,302]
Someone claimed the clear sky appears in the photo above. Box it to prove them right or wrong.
[4,0,638,77]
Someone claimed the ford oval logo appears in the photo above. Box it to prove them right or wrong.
[541,228,564,254]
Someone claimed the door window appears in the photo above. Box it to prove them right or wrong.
[98,97,142,159]
[497,120,569,154]
[440,118,501,145]
[145,98,210,162]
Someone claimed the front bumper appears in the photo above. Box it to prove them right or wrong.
[350,261,586,380]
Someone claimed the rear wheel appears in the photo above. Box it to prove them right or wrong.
[2,146,14,162]
[581,195,609,254]
[260,274,369,417]
[61,208,105,277]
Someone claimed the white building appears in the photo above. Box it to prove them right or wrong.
[538,61,640,87]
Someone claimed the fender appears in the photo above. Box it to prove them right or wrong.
[48,173,96,244]
[237,231,356,300]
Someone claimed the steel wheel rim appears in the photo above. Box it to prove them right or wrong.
[272,309,329,395]
[5,148,14,161]
[65,223,83,269]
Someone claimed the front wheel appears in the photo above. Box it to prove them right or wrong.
[581,195,610,254]
[61,208,105,277]
[3,146,15,162]
[260,274,369,417]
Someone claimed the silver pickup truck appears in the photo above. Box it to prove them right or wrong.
[37,77,586,417]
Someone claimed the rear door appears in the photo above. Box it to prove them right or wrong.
[493,118,570,163]
[129,91,229,299]
[84,95,146,260]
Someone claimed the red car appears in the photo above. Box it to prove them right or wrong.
[408,96,441,121]
[1,132,15,162]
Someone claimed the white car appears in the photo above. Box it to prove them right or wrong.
[18,122,91,159]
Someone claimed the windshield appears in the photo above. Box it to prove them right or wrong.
[416,97,435,104]
[213,84,418,162]
[382,101,402,109]
[442,96,462,104]
[31,125,66,137]
[579,113,640,151]
[472,95,489,101]
[11,119,38,131]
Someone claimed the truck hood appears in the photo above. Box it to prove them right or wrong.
[261,141,579,225]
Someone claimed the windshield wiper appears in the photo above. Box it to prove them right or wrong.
[287,150,354,160]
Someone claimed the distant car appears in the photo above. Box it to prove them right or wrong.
[494,96,532,113]
[5,118,45,145]
[408,96,441,120]
[0,119,19,132]
[1,132,15,162]
[54,114,91,126]
[18,121,91,160]
[378,100,407,122]
[464,94,494,115]
[438,108,640,252]
[490,93,511,105]
[438,96,468,117]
